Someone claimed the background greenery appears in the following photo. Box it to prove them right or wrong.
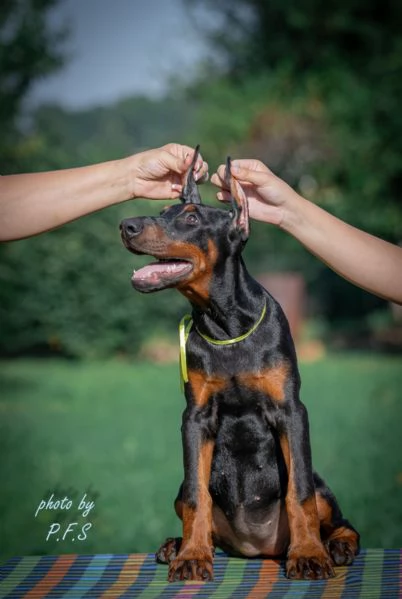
[1,0,401,357]
[1,355,402,561]
[1,0,401,560]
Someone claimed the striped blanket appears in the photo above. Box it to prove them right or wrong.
[0,549,400,598]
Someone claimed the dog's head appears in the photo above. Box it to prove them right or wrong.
[120,146,249,300]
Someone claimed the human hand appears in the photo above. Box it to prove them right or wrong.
[129,143,209,200]
[211,159,299,226]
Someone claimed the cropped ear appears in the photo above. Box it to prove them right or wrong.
[225,156,249,241]
[180,144,202,204]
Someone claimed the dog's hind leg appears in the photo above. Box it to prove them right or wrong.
[156,537,182,564]
[314,473,360,566]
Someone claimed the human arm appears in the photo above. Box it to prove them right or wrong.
[212,160,402,305]
[0,143,208,241]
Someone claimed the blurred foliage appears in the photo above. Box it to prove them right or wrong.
[186,0,402,239]
[0,0,67,171]
[20,95,195,171]
[1,1,401,357]
[0,93,196,357]
[188,0,402,80]
[0,202,188,358]
[187,0,402,326]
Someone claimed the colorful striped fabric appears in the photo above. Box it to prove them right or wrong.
[0,550,400,598]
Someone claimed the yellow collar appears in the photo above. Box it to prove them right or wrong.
[179,301,267,389]
[179,313,193,390]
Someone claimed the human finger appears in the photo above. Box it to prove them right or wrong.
[216,190,232,203]
[210,170,227,190]
[231,162,270,187]
[164,143,208,178]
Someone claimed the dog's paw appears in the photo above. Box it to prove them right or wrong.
[286,552,334,580]
[168,557,213,581]
[155,537,182,564]
[325,538,358,566]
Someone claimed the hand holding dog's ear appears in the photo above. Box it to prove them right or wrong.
[131,143,209,201]
[211,158,298,227]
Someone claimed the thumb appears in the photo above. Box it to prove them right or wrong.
[161,150,188,175]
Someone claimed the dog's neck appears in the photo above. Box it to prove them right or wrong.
[180,256,265,341]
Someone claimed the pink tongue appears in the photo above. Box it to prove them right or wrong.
[132,261,191,283]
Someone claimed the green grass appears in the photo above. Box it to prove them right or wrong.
[0,353,401,562]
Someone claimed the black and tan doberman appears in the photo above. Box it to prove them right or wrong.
[120,146,359,582]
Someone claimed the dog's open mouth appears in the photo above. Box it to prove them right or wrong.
[131,258,193,292]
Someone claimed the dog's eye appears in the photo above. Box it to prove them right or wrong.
[185,213,199,225]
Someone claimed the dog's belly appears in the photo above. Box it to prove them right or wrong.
[209,408,289,557]
[212,501,289,557]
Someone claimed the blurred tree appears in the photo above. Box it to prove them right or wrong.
[1,0,400,357]
[0,3,193,358]
[188,0,402,80]
[187,0,402,239]
[0,0,67,172]
[25,94,195,170]
[0,201,188,358]
[186,0,402,330]
[0,94,194,358]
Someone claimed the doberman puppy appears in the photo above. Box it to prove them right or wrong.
[120,146,359,583]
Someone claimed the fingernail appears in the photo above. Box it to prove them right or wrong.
[231,162,240,174]
[172,183,182,191]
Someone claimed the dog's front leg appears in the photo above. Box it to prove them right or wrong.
[168,372,218,582]
[279,400,334,579]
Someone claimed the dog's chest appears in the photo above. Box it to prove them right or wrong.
[186,340,290,409]
[186,332,272,378]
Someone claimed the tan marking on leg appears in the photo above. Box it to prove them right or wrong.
[316,492,334,537]
[169,439,215,580]
[180,439,215,552]
[316,493,333,525]
[327,526,359,546]
[316,492,359,556]
[317,493,359,567]
[174,498,183,520]
[180,439,214,549]
[280,436,334,579]
[280,435,321,551]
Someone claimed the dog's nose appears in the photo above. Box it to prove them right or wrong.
[120,218,144,238]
